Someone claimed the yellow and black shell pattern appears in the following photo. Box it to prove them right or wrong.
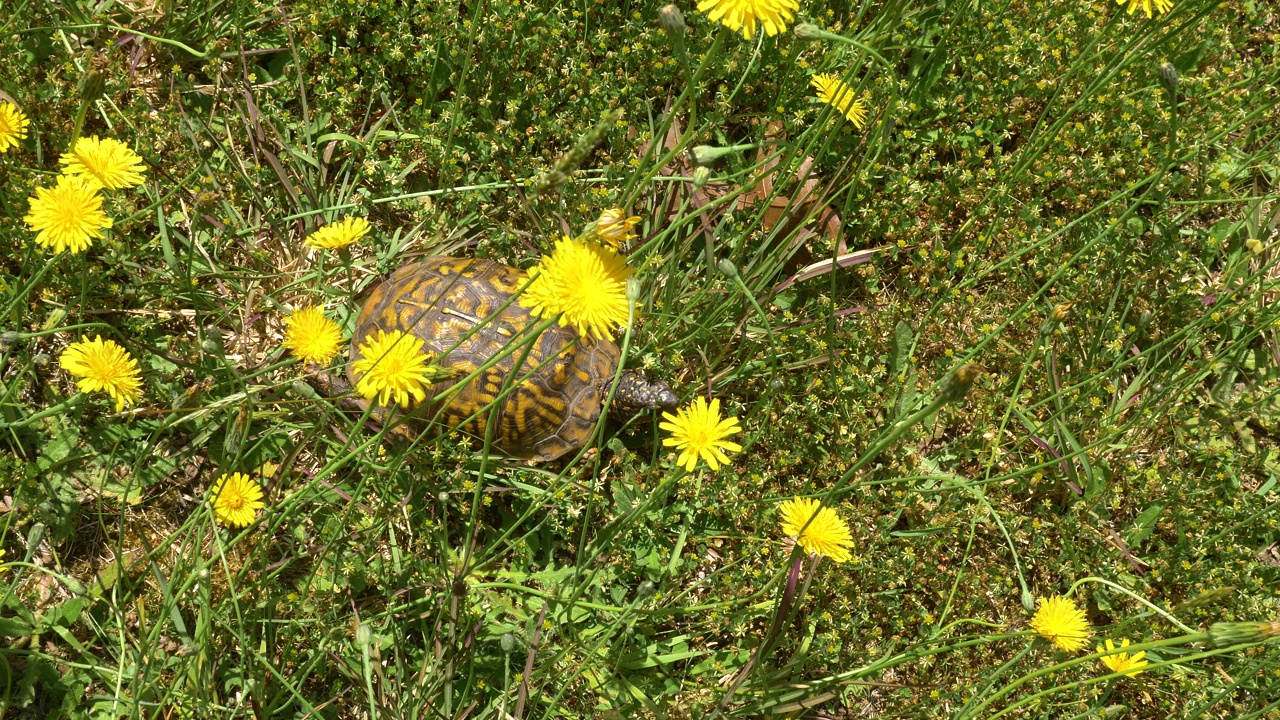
[348,257,620,462]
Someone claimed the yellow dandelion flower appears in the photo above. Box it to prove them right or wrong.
[1097,638,1148,677]
[211,472,265,528]
[811,74,868,129]
[23,175,114,254]
[58,335,143,411]
[0,102,30,153]
[282,306,343,365]
[778,497,854,563]
[1117,0,1173,18]
[593,208,641,249]
[304,217,370,250]
[697,0,799,39]
[350,329,436,407]
[59,136,147,190]
[1031,595,1091,651]
[519,236,633,340]
[659,396,743,472]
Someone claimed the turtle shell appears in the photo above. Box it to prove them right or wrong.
[348,257,620,462]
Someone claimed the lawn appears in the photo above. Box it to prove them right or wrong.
[2,0,1280,716]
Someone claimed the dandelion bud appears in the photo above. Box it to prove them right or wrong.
[0,331,18,349]
[62,576,87,595]
[794,23,825,41]
[691,145,723,166]
[1021,588,1036,614]
[79,69,106,103]
[1158,62,1179,97]
[939,363,982,405]
[42,308,67,333]
[500,632,517,653]
[24,525,44,562]
[717,257,739,279]
[355,622,372,648]
[692,165,712,189]
[638,580,656,598]
[437,491,450,503]
[195,189,221,211]
[594,208,641,247]
[291,379,321,400]
[201,326,223,354]
[690,143,755,166]
[659,4,686,41]
[626,276,642,304]
[32,352,50,367]
[1039,302,1072,336]
[1210,620,1280,647]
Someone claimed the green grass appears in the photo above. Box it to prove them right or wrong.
[3,0,1280,716]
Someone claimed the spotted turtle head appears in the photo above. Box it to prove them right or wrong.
[608,371,679,419]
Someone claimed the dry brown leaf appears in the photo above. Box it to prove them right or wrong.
[635,109,733,243]
[772,246,891,294]
[635,116,860,293]
[743,121,847,257]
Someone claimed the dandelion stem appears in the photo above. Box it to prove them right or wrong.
[5,323,115,340]
[959,632,1218,719]
[2,253,60,320]
[834,363,977,489]
[956,642,1035,717]
[1065,576,1196,633]
[587,276,638,462]
[789,26,896,73]
[935,515,980,631]
[69,99,89,147]
[951,477,1033,611]
[621,31,726,208]
[711,555,807,718]
[983,641,1256,720]
[0,393,85,429]
[722,266,779,387]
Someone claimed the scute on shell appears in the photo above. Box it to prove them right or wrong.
[348,257,622,462]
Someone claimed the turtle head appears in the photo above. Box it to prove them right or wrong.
[608,371,680,419]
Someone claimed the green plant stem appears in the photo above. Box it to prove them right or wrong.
[621,31,725,208]
[469,581,775,616]
[935,514,980,631]
[796,27,896,72]
[1065,576,1196,633]
[0,393,85,429]
[70,99,90,147]
[7,323,116,340]
[959,632,1215,719]
[947,476,1032,611]
[986,642,1258,720]
[833,377,954,490]
[2,254,60,320]
[956,643,1035,718]
[724,270,778,387]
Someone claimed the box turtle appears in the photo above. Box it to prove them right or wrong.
[347,257,677,461]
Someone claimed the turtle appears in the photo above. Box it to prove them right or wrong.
[346,256,678,462]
